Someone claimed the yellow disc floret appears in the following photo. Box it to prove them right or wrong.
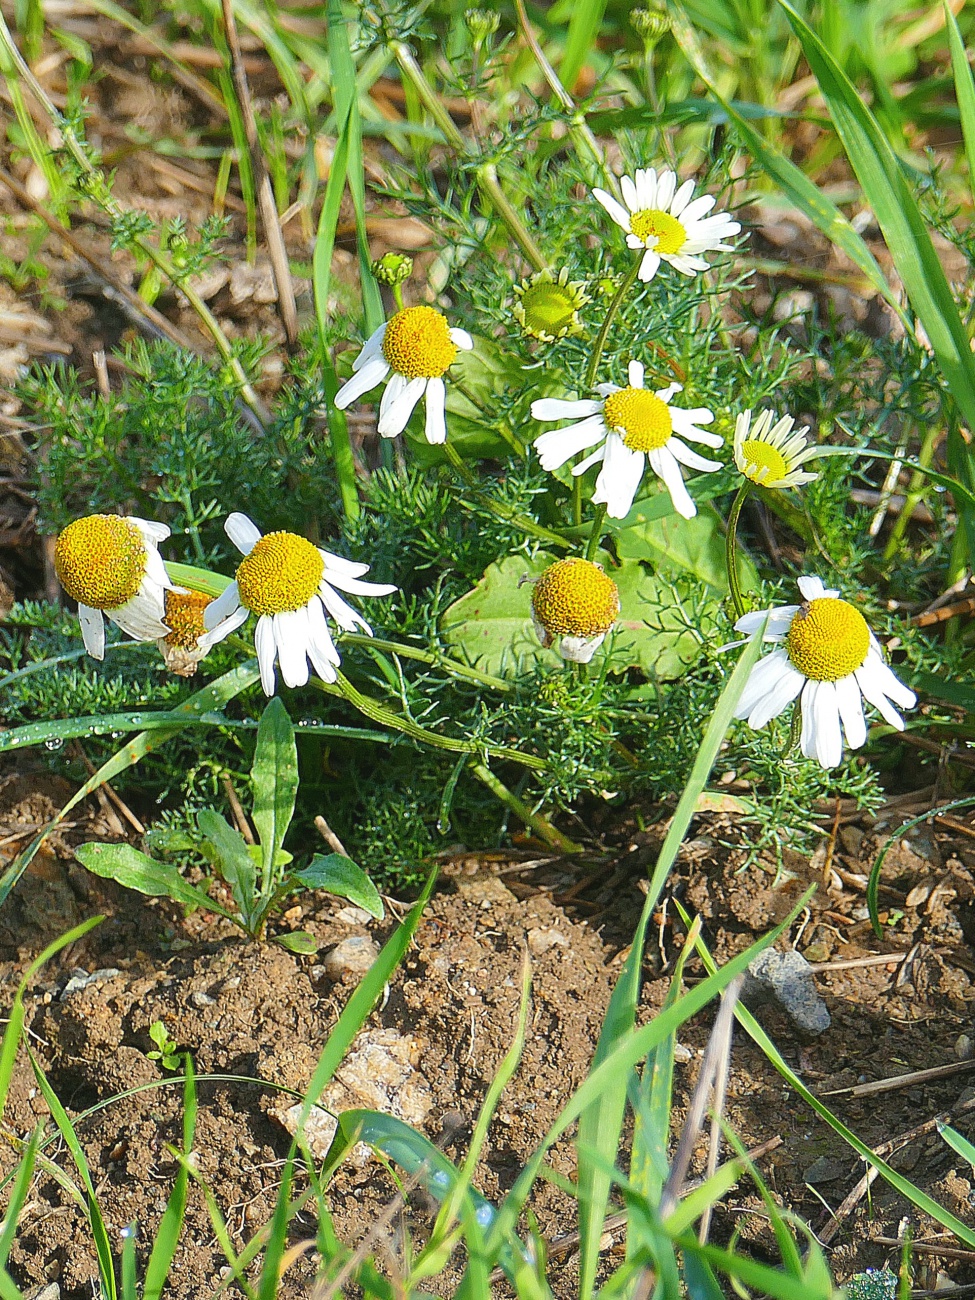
[532,558,620,637]
[236,532,324,617]
[603,387,673,452]
[739,439,788,486]
[54,514,147,610]
[786,597,870,682]
[628,209,686,254]
[163,588,211,648]
[381,306,458,380]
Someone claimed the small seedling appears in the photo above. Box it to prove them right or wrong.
[74,698,384,953]
[145,1020,180,1071]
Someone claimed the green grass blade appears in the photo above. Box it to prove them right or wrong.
[0,1126,41,1264]
[121,1225,138,1300]
[938,1122,975,1170]
[576,627,766,1294]
[945,3,975,205]
[257,1147,296,1300]
[142,1058,197,1299]
[250,697,298,889]
[679,1233,833,1300]
[26,1043,117,1299]
[0,1270,23,1300]
[866,795,975,935]
[559,0,609,98]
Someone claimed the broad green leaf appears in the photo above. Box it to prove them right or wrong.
[251,698,298,889]
[294,853,384,919]
[614,504,758,593]
[197,809,256,922]
[440,552,707,680]
[74,843,232,918]
[275,930,318,954]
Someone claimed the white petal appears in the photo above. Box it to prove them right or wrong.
[334,356,390,409]
[797,575,828,602]
[749,659,805,729]
[425,376,447,445]
[130,517,170,544]
[225,513,262,556]
[255,615,278,695]
[679,194,717,223]
[319,580,371,633]
[449,328,474,351]
[621,174,639,211]
[571,446,606,476]
[352,323,386,370]
[591,188,632,230]
[204,580,242,630]
[558,633,606,664]
[378,376,426,437]
[274,609,310,689]
[109,593,169,641]
[656,169,677,210]
[593,434,644,519]
[835,673,867,750]
[531,397,601,421]
[143,545,174,593]
[735,605,798,639]
[626,233,646,250]
[812,680,843,768]
[534,418,607,471]
[670,178,696,215]
[197,604,248,650]
[78,604,105,660]
[322,569,397,597]
[637,167,658,208]
[800,680,817,759]
[306,596,340,682]
[666,436,722,472]
[628,360,645,388]
[861,648,916,708]
[638,249,660,281]
[317,550,371,579]
[648,446,695,518]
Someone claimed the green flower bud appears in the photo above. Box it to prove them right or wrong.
[511,268,589,344]
[372,253,414,287]
[631,5,671,42]
[465,7,500,43]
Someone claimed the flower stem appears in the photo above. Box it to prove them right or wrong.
[470,761,581,852]
[585,258,642,389]
[726,482,750,619]
[584,504,607,561]
[443,442,570,549]
[392,283,406,311]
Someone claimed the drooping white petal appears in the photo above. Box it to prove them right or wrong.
[131,517,171,544]
[306,596,340,682]
[666,436,722,473]
[425,376,447,445]
[255,615,278,695]
[534,417,607,471]
[735,647,793,719]
[225,513,262,556]
[571,445,606,476]
[648,446,695,518]
[800,679,817,758]
[321,569,397,597]
[593,433,645,518]
[834,673,867,750]
[812,680,843,768]
[638,249,661,281]
[628,360,645,388]
[531,397,601,421]
[591,188,633,231]
[378,376,426,437]
[110,593,169,641]
[78,604,105,660]
[749,658,805,730]
[274,609,310,689]
[352,323,386,370]
[558,633,606,664]
[319,579,371,633]
[334,356,390,410]
[204,580,242,631]
[860,648,916,708]
[143,544,174,594]
[197,603,248,650]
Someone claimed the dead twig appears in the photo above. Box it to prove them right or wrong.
[314,814,349,857]
[819,1058,975,1099]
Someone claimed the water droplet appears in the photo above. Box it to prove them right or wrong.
[44,738,64,751]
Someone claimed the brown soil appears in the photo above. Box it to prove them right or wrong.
[2,773,975,1295]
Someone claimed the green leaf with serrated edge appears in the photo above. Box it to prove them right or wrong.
[74,843,233,919]
[614,504,758,593]
[197,809,256,924]
[294,853,384,919]
[275,930,318,954]
[251,698,298,894]
[440,552,707,680]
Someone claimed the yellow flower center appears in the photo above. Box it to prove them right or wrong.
[381,306,458,380]
[603,387,673,452]
[163,588,211,648]
[628,208,686,254]
[236,532,324,617]
[786,597,870,682]
[532,558,620,637]
[740,439,788,486]
[54,515,147,609]
[518,283,579,336]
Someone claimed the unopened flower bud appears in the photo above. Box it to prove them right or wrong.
[465,7,500,44]
[631,5,671,42]
[372,252,413,287]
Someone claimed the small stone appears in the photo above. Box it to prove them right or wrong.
[322,935,380,979]
[803,1155,847,1184]
[60,968,120,1000]
[743,950,831,1036]
[956,1033,973,1061]
[526,927,569,956]
[335,905,373,925]
[190,990,216,1008]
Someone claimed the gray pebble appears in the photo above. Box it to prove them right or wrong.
[743,950,831,1036]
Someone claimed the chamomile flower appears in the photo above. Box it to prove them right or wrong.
[157,587,214,677]
[733,409,820,489]
[733,575,916,769]
[53,513,172,661]
[592,167,741,282]
[333,305,473,444]
[201,513,396,696]
[531,558,620,664]
[531,360,722,520]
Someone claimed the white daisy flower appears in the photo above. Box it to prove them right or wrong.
[592,167,741,282]
[333,305,474,444]
[733,575,916,769]
[530,557,620,664]
[531,360,722,520]
[201,513,397,696]
[733,409,820,489]
[54,513,172,661]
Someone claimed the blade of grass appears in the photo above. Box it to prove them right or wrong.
[142,1058,198,1299]
[944,3,975,206]
[0,1126,41,1264]
[257,1147,296,1300]
[558,0,608,98]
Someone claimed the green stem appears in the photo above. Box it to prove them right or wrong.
[392,283,405,311]
[339,633,512,693]
[726,482,750,619]
[471,761,581,853]
[443,443,570,550]
[454,379,526,456]
[584,504,607,562]
[585,258,643,389]
[882,420,943,564]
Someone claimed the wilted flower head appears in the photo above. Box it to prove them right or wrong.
[157,587,213,676]
[512,268,589,343]
[54,513,171,660]
[531,557,620,664]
